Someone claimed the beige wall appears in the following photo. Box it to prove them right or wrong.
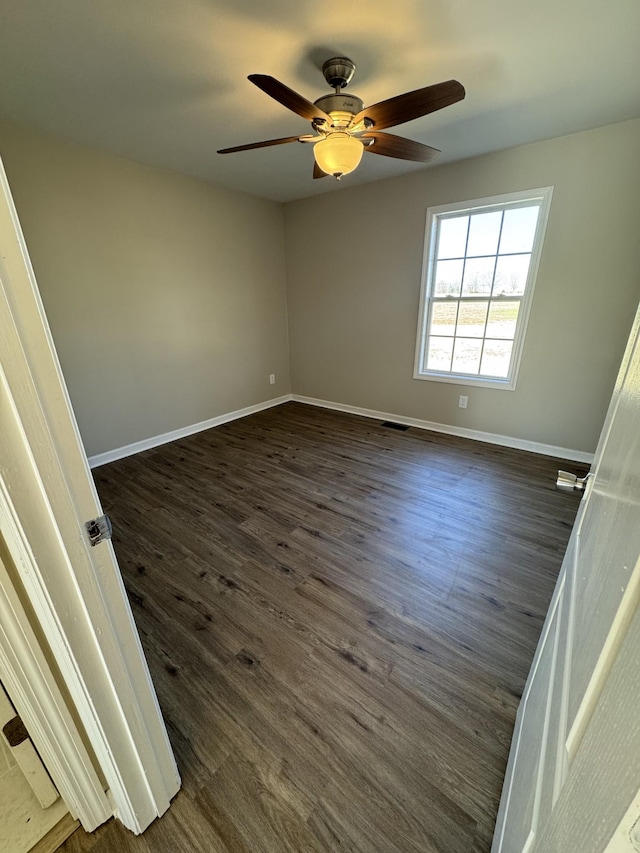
[2,118,638,460]
[0,120,290,458]
[284,119,640,453]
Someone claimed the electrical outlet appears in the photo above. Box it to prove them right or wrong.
[269,374,276,385]
[459,395,468,409]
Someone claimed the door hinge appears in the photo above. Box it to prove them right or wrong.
[3,714,29,747]
[85,514,113,546]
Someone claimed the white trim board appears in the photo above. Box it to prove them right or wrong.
[89,392,594,468]
[0,478,111,830]
[88,395,292,468]
[291,395,595,463]
[0,152,179,835]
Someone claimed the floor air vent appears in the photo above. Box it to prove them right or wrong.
[381,421,410,431]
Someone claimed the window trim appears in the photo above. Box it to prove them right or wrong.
[413,186,554,391]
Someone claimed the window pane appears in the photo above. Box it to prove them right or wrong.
[480,339,513,377]
[462,256,495,295]
[494,254,531,296]
[427,336,454,371]
[466,211,502,257]
[499,206,540,254]
[452,338,482,374]
[434,259,464,296]
[431,302,457,336]
[437,216,468,259]
[457,301,488,338]
[486,301,519,339]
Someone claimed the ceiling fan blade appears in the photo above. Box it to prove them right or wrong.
[313,161,328,179]
[356,80,465,130]
[248,74,330,123]
[217,135,301,154]
[362,131,441,162]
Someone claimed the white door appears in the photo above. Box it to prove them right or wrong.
[0,154,180,833]
[492,304,640,852]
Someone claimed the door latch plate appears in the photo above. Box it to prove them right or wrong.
[85,514,112,546]
[556,470,592,493]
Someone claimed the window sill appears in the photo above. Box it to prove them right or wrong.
[413,370,516,391]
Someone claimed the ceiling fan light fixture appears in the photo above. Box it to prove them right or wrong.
[221,63,465,183]
[313,133,364,179]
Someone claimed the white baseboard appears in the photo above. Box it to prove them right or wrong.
[291,394,594,464]
[88,395,293,468]
[89,392,594,468]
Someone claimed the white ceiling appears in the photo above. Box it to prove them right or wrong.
[0,0,639,203]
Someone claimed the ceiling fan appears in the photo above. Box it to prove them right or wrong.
[218,57,465,181]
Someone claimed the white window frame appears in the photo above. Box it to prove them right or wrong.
[414,186,554,390]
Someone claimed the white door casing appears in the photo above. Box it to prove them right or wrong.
[492,303,640,852]
[0,155,180,832]
[0,679,61,810]
[0,493,109,829]
[0,668,72,853]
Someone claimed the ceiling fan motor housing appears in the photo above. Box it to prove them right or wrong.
[313,93,364,129]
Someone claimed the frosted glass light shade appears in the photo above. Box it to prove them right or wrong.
[314,133,364,178]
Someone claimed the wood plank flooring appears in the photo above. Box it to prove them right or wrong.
[60,402,587,853]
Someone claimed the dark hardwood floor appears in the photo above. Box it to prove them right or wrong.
[61,402,587,852]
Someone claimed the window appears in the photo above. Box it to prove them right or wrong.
[414,187,553,390]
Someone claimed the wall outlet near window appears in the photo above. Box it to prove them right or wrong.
[459,395,468,409]
[269,374,276,385]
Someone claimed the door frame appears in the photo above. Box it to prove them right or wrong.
[0,157,180,833]
[0,480,111,830]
